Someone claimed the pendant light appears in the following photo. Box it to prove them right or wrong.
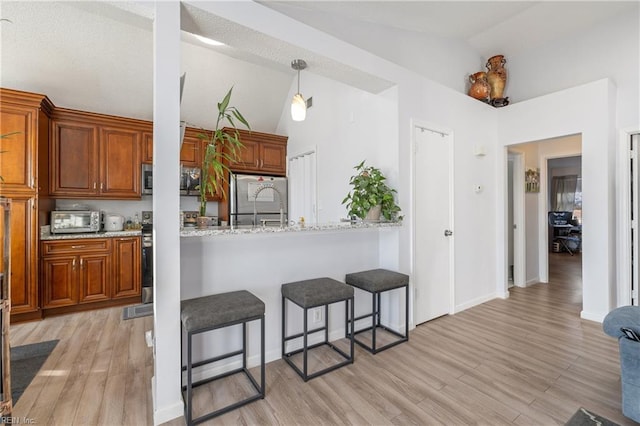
[291,59,308,121]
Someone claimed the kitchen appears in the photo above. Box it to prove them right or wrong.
[1,3,406,422]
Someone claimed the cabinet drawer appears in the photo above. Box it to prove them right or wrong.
[42,238,111,255]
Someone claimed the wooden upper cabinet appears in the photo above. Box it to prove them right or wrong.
[140,127,203,167]
[0,89,53,195]
[180,134,201,168]
[224,128,288,176]
[50,120,99,196]
[0,106,35,192]
[50,109,143,199]
[260,142,287,174]
[100,126,140,198]
[142,131,153,164]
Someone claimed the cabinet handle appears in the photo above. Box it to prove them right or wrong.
[93,182,97,190]
[100,182,104,190]
[261,159,264,168]
[72,258,76,270]
[80,258,83,268]
[71,245,85,249]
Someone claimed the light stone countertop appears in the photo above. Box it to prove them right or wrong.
[180,221,402,238]
[40,225,142,241]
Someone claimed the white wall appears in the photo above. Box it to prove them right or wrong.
[508,5,639,129]
[497,79,615,322]
[276,73,398,223]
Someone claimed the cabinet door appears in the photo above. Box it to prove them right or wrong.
[142,131,153,164]
[42,255,77,308]
[50,120,99,196]
[260,142,287,175]
[78,253,110,303]
[180,135,201,168]
[9,196,38,315]
[100,127,141,198]
[0,105,36,192]
[231,139,261,172]
[112,237,141,299]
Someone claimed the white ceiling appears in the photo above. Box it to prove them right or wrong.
[2,1,635,133]
[260,1,636,58]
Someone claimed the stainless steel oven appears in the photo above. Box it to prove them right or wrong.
[141,164,153,195]
[141,211,153,304]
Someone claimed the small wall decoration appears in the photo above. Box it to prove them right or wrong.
[525,168,540,193]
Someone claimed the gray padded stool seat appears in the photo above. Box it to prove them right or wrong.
[345,269,409,354]
[281,278,354,381]
[181,290,265,425]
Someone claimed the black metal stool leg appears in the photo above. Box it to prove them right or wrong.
[303,307,308,380]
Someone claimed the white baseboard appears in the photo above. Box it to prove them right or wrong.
[580,310,606,323]
[454,293,499,313]
[152,376,184,426]
[526,277,540,286]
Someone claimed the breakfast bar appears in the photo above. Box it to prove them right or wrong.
[179,222,404,367]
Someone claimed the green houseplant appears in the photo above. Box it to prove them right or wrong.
[197,87,250,217]
[342,160,402,221]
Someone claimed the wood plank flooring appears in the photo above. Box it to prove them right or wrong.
[12,252,635,425]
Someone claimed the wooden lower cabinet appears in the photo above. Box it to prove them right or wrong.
[7,196,39,316]
[112,237,141,299]
[41,236,140,314]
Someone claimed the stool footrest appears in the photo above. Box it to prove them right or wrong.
[284,325,327,342]
[183,369,264,425]
[182,348,244,372]
[351,324,405,339]
[283,342,353,382]
[349,324,408,354]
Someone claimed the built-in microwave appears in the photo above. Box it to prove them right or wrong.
[50,211,101,234]
[142,164,153,195]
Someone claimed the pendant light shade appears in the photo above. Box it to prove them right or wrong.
[291,59,308,121]
[291,93,306,121]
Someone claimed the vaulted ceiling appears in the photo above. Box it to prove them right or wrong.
[1,1,634,133]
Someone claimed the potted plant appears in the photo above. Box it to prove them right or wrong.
[342,160,402,222]
[197,87,250,224]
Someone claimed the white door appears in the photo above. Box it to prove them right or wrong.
[413,125,453,325]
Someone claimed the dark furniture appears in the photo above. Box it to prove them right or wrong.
[345,269,409,354]
[603,306,640,423]
[180,290,265,425]
[548,211,581,255]
[281,277,354,381]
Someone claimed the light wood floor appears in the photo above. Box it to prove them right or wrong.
[12,252,635,425]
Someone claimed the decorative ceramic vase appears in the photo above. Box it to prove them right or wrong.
[486,55,507,99]
[468,71,491,102]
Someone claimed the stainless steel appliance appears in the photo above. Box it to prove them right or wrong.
[141,210,153,304]
[50,210,101,234]
[229,173,288,227]
[141,164,153,195]
[180,166,200,196]
[142,164,201,196]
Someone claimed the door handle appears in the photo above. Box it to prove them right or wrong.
[444,229,453,236]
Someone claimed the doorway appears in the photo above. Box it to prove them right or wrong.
[504,135,582,306]
[412,123,454,325]
[507,151,525,288]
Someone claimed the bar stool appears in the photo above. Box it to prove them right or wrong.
[180,290,265,425]
[345,268,409,354]
[281,277,354,381]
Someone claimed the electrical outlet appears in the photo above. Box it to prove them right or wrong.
[313,308,322,323]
